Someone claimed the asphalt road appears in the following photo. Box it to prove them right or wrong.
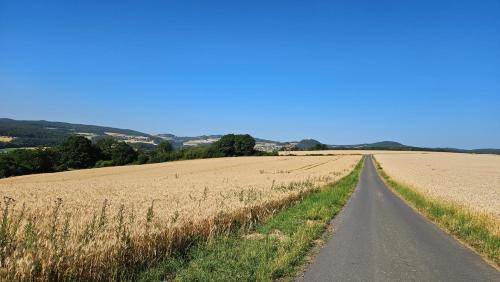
[298,156,499,282]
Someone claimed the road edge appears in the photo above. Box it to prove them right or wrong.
[371,155,500,270]
[293,155,367,280]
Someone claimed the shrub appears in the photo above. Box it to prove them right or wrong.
[95,160,114,168]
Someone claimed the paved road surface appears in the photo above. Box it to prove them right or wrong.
[298,156,499,281]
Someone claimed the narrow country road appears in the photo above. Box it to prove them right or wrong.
[298,156,499,281]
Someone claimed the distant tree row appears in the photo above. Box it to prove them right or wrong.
[0,134,273,179]
[310,143,329,150]
[137,134,261,164]
[279,143,329,151]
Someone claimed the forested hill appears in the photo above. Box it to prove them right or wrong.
[0,118,154,148]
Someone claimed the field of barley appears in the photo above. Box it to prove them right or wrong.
[0,155,360,280]
[374,152,500,218]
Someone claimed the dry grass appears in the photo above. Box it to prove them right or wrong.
[0,136,14,143]
[0,155,360,280]
[375,152,500,219]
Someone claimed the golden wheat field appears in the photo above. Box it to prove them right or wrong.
[0,155,360,280]
[374,152,500,218]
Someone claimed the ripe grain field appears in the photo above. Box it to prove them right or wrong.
[0,155,360,280]
[375,152,500,219]
[286,150,500,219]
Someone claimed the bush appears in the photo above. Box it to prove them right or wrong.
[149,141,179,163]
[181,146,211,159]
[136,151,150,164]
[95,160,114,168]
[254,150,279,156]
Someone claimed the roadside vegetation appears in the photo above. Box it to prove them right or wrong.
[373,157,500,266]
[137,157,363,281]
[0,134,275,179]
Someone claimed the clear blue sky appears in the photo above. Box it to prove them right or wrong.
[1,0,499,149]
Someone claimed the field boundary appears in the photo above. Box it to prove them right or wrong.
[137,157,364,281]
[372,156,500,267]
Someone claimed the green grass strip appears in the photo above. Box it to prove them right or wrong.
[137,158,364,281]
[373,157,499,266]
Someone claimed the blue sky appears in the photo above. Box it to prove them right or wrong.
[1,0,499,149]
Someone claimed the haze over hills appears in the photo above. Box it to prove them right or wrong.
[0,118,499,154]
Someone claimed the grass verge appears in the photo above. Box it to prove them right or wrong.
[373,157,499,266]
[136,157,364,281]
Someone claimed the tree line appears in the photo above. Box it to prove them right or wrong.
[0,134,274,179]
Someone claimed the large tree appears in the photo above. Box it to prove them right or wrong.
[95,137,118,160]
[214,134,236,156]
[233,134,256,156]
[111,142,138,165]
[57,136,99,169]
[212,134,255,157]
[156,140,173,154]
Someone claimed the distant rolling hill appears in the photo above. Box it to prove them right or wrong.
[1,118,498,154]
[329,141,500,154]
[294,139,322,150]
[330,141,408,149]
[0,118,160,149]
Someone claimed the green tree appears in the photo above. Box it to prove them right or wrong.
[57,136,99,169]
[149,141,175,163]
[311,143,329,150]
[95,137,118,160]
[136,150,150,164]
[212,134,256,157]
[0,148,58,178]
[0,153,16,178]
[233,134,256,156]
[111,142,138,165]
[213,134,236,156]
[156,141,173,154]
